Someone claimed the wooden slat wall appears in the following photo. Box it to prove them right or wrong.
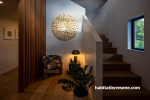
[18,0,46,92]
[18,0,25,92]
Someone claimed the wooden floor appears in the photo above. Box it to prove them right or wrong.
[0,68,74,100]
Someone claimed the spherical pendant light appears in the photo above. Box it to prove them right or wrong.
[51,14,78,41]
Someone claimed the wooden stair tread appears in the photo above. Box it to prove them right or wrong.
[103,53,122,56]
[104,71,139,78]
[103,53,122,57]
[103,61,129,65]
[103,53,123,58]
[104,47,116,49]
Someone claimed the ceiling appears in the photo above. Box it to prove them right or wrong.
[71,0,107,20]
[0,0,18,21]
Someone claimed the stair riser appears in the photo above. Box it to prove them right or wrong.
[103,77,141,86]
[103,96,150,100]
[103,43,112,48]
[103,64,130,71]
[102,38,109,43]
[103,55,123,61]
[100,36,108,41]
[103,48,117,53]
[100,35,106,39]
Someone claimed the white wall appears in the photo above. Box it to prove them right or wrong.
[0,0,18,75]
[46,0,85,68]
[0,17,18,75]
[93,0,150,90]
[83,17,103,100]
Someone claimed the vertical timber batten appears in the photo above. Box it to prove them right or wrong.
[18,0,46,92]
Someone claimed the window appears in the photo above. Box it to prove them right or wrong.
[131,15,144,51]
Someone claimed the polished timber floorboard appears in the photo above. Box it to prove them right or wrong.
[0,68,74,100]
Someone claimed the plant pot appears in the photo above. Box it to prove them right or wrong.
[73,94,89,100]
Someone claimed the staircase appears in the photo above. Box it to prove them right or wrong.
[100,34,150,100]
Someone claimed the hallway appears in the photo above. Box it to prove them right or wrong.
[0,68,73,100]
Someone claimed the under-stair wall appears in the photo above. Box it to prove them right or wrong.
[82,16,103,100]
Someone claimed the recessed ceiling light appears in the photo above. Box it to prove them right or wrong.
[0,1,3,4]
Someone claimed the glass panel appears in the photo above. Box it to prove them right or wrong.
[134,18,144,49]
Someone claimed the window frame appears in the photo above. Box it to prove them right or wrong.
[131,15,144,51]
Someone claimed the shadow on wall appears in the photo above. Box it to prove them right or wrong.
[71,0,107,21]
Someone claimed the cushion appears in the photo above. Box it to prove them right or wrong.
[47,59,60,69]
[47,64,56,69]
[52,59,59,64]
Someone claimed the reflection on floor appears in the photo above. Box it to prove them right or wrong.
[0,68,73,100]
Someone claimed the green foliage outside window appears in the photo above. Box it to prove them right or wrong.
[135,18,144,49]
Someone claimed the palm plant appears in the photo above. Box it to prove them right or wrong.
[58,65,94,97]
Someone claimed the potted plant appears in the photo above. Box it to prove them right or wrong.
[58,65,94,100]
